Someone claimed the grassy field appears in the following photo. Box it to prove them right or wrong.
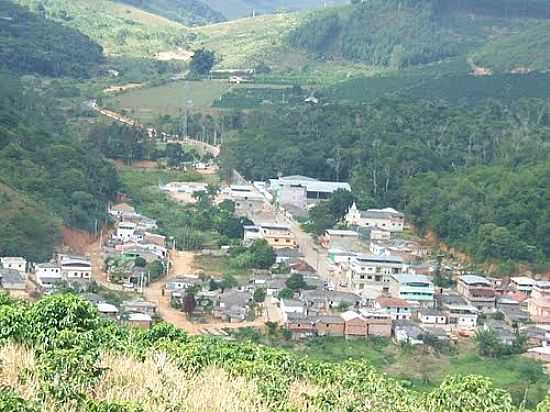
[193,255,251,279]
[284,337,549,407]
[106,80,232,122]
[14,0,189,58]
[192,14,301,68]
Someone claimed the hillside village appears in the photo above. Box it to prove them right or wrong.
[2,164,550,363]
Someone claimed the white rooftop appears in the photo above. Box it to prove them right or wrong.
[340,311,362,321]
[326,229,359,236]
[97,303,119,313]
[128,313,152,322]
[511,276,536,286]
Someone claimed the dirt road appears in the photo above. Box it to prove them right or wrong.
[143,250,199,333]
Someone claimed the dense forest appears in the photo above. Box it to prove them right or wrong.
[0,2,103,77]
[0,73,120,260]
[288,0,550,70]
[222,99,550,265]
[116,0,225,25]
[289,0,462,67]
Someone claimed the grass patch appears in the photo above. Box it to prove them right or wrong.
[14,0,191,58]
[281,337,549,407]
[294,337,394,368]
[193,255,250,279]
[106,80,232,123]
[192,14,301,69]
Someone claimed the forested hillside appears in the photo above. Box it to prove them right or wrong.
[0,293,547,411]
[116,0,225,25]
[0,2,103,77]
[472,22,550,73]
[205,0,347,19]
[0,73,120,260]
[222,99,550,266]
[288,0,550,71]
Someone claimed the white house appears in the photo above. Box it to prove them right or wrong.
[280,298,305,322]
[510,276,536,295]
[370,229,391,241]
[346,254,405,295]
[320,229,360,250]
[444,304,478,329]
[109,203,136,219]
[58,255,92,280]
[374,296,414,321]
[345,204,404,232]
[35,263,63,290]
[0,257,27,275]
[115,221,141,243]
[243,225,263,246]
[418,309,448,325]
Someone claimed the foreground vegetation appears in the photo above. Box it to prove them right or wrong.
[0,293,547,411]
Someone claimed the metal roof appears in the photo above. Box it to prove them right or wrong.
[391,273,432,285]
[460,275,492,286]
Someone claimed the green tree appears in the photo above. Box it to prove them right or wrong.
[286,273,307,291]
[278,288,294,299]
[134,257,146,268]
[249,240,276,269]
[145,260,165,281]
[253,288,267,303]
[190,48,216,76]
[474,328,501,358]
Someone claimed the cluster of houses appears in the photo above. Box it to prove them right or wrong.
[166,274,256,323]
[0,254,93,295]
[103,203,168,288]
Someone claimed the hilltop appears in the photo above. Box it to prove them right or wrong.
[205,0,348,19]
[0,2,103,77]
[287,0,548,71]
[115,0,225,25]
[12,0,190,58]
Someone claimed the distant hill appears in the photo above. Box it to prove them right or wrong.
[12,0,190,59]
[288,0,550,72]
[472,21,550,73]
[115,0,225,25]
[0,2,103,77]
[205,0,347,19]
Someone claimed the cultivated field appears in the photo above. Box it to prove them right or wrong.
[192,14,301,68]
[106,80,232,122]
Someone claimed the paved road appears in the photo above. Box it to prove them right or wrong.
[230,170,335,285]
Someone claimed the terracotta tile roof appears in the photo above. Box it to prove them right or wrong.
[509,291,529,303]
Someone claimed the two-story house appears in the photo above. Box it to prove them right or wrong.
[456,275,496,313]
[347,255,404,296]
[35,263,63,290]
[0,257,27,274]
[374,296,414,320]
[345,203,404,232]
[57,255,92,280]
[389,273,434,306]
[258,223,297,249]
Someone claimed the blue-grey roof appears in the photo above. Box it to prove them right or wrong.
[460,275,491,286]
[391,273,431,285]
